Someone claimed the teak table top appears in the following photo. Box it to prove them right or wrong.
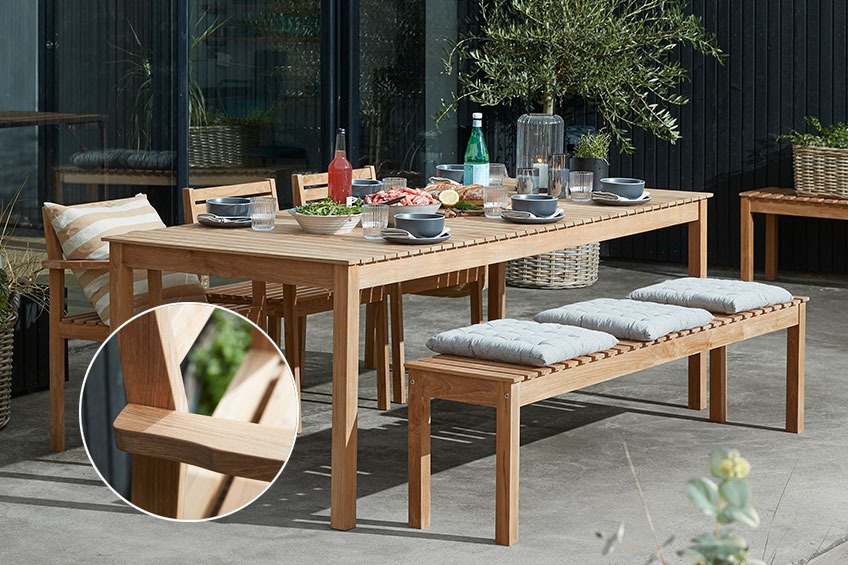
[106,187,711,532]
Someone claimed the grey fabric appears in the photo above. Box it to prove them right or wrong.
[628,277,794,314]
[425,318,618,367]
[70,149,175,170]
[534,298,714,341]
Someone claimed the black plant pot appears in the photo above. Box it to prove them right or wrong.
[570,157,609,192]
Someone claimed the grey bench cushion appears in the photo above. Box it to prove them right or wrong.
[426,319,618,367]
[628,277,793,314]
[534,298,714,341]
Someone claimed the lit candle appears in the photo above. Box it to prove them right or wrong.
[533,159,549,190]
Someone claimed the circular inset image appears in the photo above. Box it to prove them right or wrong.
[79,303,298,521]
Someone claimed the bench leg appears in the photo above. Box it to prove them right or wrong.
[688,354,707,410]
[786,302,805,433]
[709,347,728,424]
[495,382,520,546]
[765,214,778,281]
[740,196,754,281]
[408,373,431,529]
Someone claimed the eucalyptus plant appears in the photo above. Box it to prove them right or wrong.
[439,0,723,153]
[599,447,765,565]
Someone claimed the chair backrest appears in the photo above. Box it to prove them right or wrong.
[291,165,376,206]
[181,179,278,224]
[42,208,63,261]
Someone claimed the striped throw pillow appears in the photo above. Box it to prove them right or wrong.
[43,194,206,325]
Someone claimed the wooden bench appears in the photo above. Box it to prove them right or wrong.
[406,298,807,545]
[740,187,848,281]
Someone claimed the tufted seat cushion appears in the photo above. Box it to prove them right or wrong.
[534,298,714,341]
[628,277,794,315]
[425,319,618,367]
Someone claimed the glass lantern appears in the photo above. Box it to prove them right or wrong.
[515,113,564,191]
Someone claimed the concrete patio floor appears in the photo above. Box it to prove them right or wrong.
[1,260,847,564]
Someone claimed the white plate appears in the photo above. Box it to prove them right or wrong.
[382,232,451,245]
[198,214,252,228]
[500,208,565,224]
[592,191,652,206]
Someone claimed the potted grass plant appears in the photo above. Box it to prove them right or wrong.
[570,130,612,192]
[0,186,46,428]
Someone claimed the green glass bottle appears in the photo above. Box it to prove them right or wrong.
[463,112,489,186]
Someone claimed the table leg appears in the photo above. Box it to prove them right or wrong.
[687,200,708,410]
[740,197,754,281]
[330,265,360,530]
[765,214,778,281]
[488,262,506,320]
[109,243,135,330]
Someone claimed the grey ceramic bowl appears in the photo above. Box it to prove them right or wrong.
[393,213,445,238]
[206,197,251,218]
[511,194,559,217]
[598,177,645,199]
[436,164,465,183]
[352,178,383,198]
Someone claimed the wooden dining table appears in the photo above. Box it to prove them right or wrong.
[105,187,710,531]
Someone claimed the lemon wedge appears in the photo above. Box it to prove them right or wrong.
[438,189,460,208]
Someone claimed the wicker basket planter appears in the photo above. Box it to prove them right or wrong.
[792,145,848,199]
[0,294,21,429]
[189,125,260,168]
[506,243,600,289]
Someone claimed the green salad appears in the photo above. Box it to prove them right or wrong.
[295,197,362,216]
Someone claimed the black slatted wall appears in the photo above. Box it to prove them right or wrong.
[483,0,848,273]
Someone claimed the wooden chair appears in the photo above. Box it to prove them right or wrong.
[292,170,486,406]
[43,207,111,452]
[112,304,296,519]
[182,175,394,409]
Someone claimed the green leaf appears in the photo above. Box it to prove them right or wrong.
[687,477,719,517]
[709,448,731,478]
[720,505,761,528]
[720,479,750,508]
[689,530,749,559]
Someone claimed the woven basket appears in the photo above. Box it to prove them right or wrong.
[792,145,848,199]
[189,125,260,168]
[0,294,20,430]
[506,243,600,289]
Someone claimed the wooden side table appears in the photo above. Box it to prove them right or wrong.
[740,187,848,281]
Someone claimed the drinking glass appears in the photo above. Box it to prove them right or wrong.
[488,163,507,187]
[381,177,407,189]
[362,203,389,239]
[516,167,540,194]
[549,153,570,199]
[250,196,277,231]
[569,171,594,202]
[483,185,508,218]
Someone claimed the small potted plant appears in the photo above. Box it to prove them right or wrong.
[570,130,612,192]
[780,117,848,199]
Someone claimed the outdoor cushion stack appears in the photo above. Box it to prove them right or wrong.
[425,278,794,366]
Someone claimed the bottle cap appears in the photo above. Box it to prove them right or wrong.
[472,112,482,119]
[337,128,345,134]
